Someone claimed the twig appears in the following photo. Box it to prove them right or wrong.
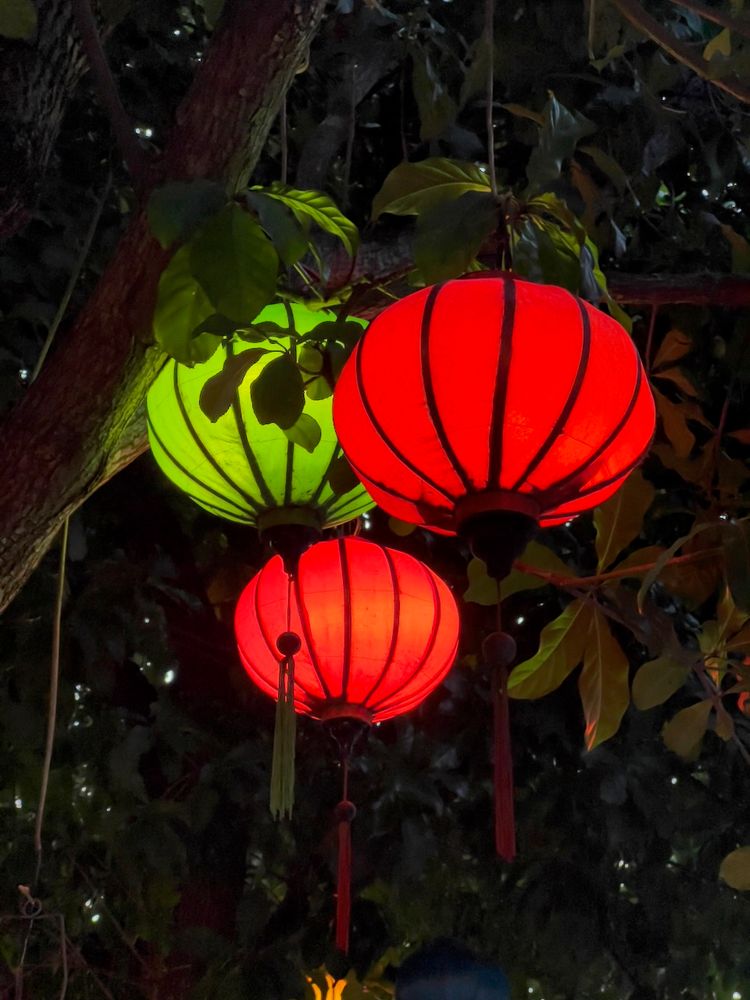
[607,273,750,306]
[342,61,357,207]
[30,175,111,385]
[514,545,722,590]
[63,937,116,1000]
[73,865,148,971]
[484,0,498,197]
[33,519,69,871]
[644,303,658,373]
[610,0,750,105]
[669,0,750,41]
[70,0,147,177]
[280,95,288,185]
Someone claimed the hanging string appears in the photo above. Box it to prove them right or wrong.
[485,587,517,861]
[270,573,300,819]
[334,753,356,954]
[484,0,498,199]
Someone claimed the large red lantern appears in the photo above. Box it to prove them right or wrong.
[332,274,655,861]
[234,536,459,951]
[333,275,655,575]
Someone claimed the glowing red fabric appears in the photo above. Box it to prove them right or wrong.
[234,538,459,722]
[332,275,655,532]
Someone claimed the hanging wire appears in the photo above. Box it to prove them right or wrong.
[484,0,498,198]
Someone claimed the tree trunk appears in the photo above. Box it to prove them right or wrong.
[0,0,328,612]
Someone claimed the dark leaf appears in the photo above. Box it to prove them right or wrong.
[414,190,498,283]
[527,93,596,193]
[246,190,309,266]
[250,353,304,429]
[199,348,269,422]
[327,454,361,496]
[147,181,227,249]
[190,204,279,323]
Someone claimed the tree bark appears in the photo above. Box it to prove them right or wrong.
[0,0,328,613]
[0,0,88,238]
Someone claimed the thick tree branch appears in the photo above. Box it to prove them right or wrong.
[607,272,750,306]
[0,0,328,613]
[71,0,147,178]
[611,0,750,104]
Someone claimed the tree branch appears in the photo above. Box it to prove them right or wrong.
[0,0,328,613]
[611,0,750,105]
[514,545,723,589]
[70,0,146,178]
[607,272,750,306]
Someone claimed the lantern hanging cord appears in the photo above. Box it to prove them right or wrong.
[270,572,300,820]
[334,741,356,954]
[484,0,498,198]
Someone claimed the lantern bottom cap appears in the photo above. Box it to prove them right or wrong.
[257,506,324,532]
[458,507,539,582]
[453,490,542,527]
[315,703,374,725]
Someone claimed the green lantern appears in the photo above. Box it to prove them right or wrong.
[146,302,374,537]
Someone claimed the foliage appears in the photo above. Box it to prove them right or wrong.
[3,0,750,997]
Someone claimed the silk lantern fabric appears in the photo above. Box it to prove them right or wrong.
[234,537,459,723]
[332,275,655,533]
[147,302,374,531]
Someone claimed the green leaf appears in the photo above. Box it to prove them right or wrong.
[327,454,361,496]
[197,0,226,28]
[723,519,750,613]
[719,847,750,890]
[250,353,304,429]
[246,190,309,266]
[512,218,581,292]
[371,158,491,220]
[147,181,227,249]
[0,0,37,39]
[509,599,593,700]
[282,413,322,453]
[632,656,689,710]
[198,348,269,422]
[389,518,416,537]
[594,470,655,571]
[412,45,458,141]
[190,204,279,323]
[253,183,359,257]
[527,93,596,193]
[579,606,630,749]
[463,558,500,606]
[414,191,498,283]
[704,27,731,62]
[501,540,570,599]
[662,700,713,759]
[526,192,587,246]
[190,313,238,338]
[153,245,220,364]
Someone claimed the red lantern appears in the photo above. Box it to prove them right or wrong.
[234,536,459,951]
[333,275,655,568]
[332,275,655,861]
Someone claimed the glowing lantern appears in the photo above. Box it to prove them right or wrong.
[146,302,373,542]
[332,274,655,860]
[333,275,654,575]
[235,536,460,951]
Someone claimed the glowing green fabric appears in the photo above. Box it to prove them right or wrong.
[146,303,373,529]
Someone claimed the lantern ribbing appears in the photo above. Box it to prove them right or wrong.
[332,275,655,534]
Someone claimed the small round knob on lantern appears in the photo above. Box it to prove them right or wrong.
[276,631,302,657]
[482,631,517,670]
[334,800,357,824]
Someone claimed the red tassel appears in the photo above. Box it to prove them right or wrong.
[493,664,516,861]
[334,800,356,953]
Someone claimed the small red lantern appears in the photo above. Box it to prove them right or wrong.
[332,275,655,861]
[234,536,459,951]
